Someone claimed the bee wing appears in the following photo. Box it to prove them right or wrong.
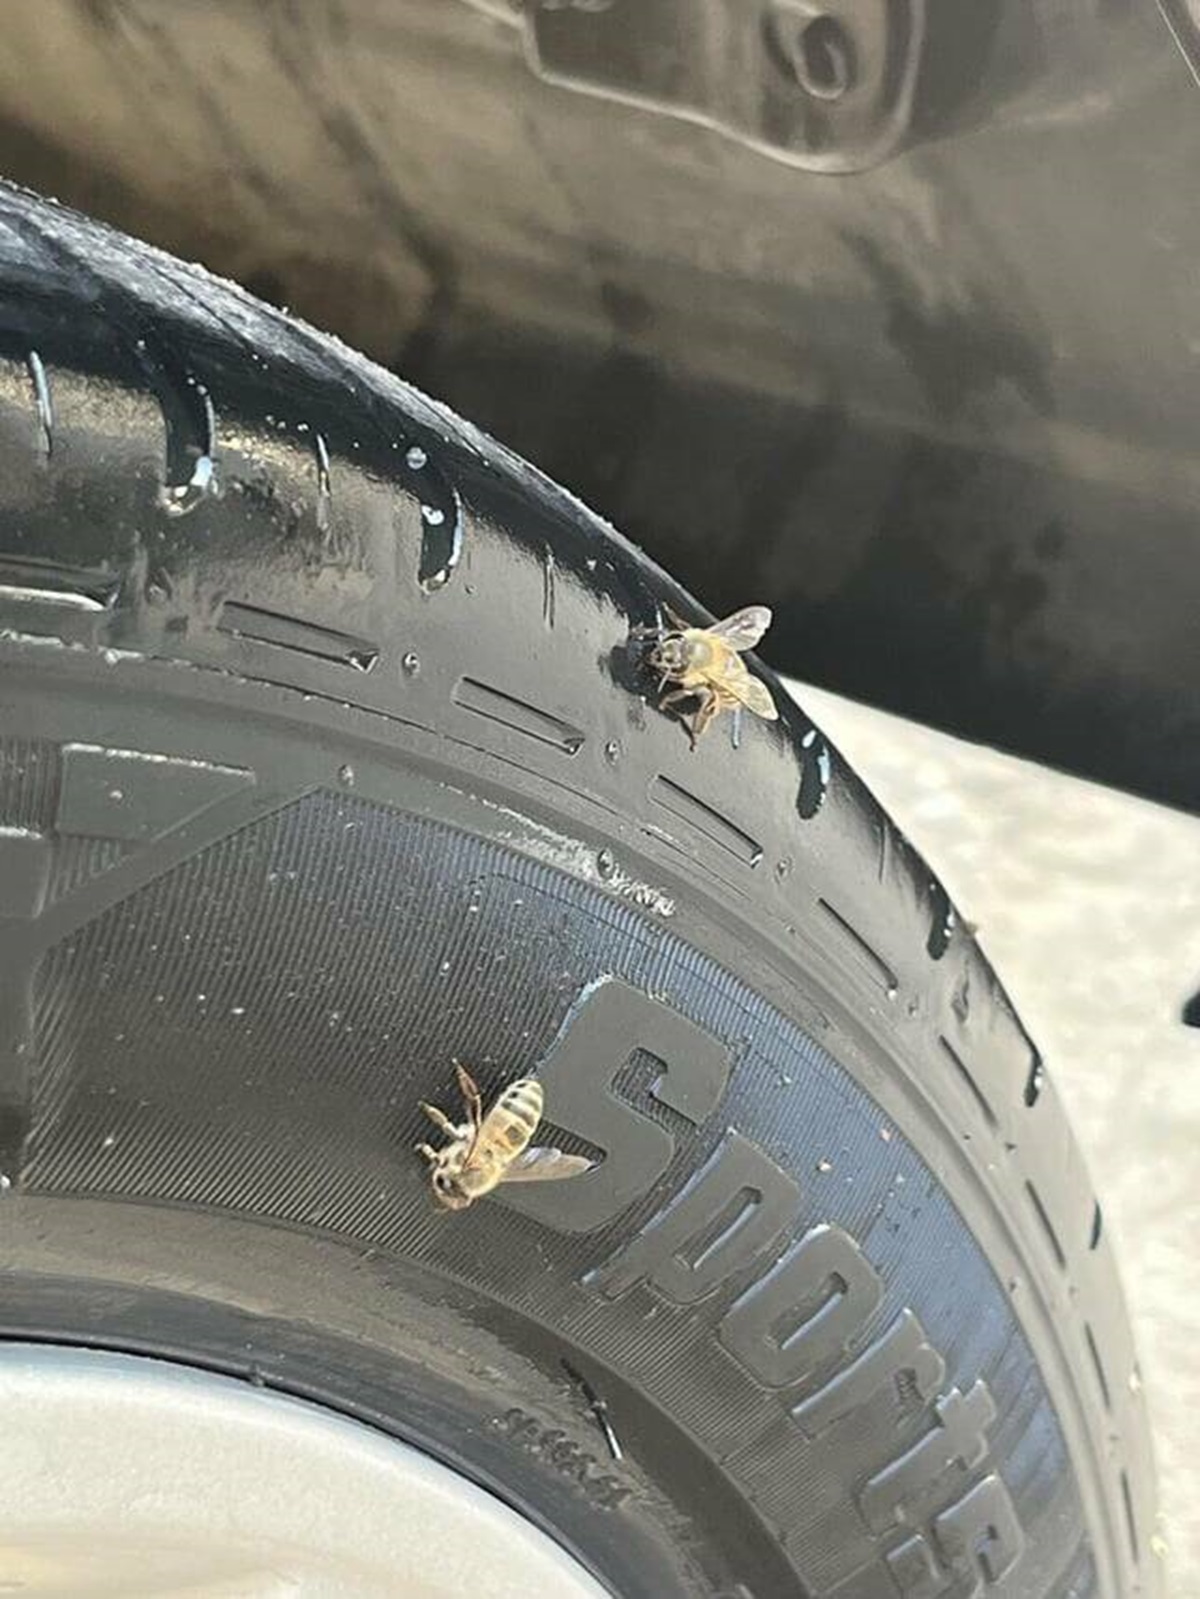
[708,605,772,652]
[721,654,780,721]
[499,1146,597,1184]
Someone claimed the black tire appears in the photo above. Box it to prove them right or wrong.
[0,182,1156,1599]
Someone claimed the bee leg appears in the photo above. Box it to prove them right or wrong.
[658,686,701,745]
[662,603,689,631]
[453,1061,484,1132]
[690,688,721,744]
[419,1101,458,1138]
[416,1142,439,1165]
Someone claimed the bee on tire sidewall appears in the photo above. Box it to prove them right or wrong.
[639,603,779,746]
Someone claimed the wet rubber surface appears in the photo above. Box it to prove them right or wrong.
[797,681,1192,1593]
[0,179,1159,1597]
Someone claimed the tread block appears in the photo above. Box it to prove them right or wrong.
[0,828,51,917]
[0,555,121,612]
[57,744,255,843]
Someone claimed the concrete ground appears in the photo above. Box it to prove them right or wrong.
[790,683,1199,1597]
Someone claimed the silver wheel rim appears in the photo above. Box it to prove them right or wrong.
[0,1343,607,1597]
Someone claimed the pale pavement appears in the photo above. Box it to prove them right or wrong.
[790,682,1200,1597]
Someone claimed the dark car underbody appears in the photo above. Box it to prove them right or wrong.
[0,0,1197,810]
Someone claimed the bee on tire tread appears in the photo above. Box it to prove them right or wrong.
[417,1063,595,1211]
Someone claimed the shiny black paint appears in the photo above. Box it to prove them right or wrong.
[0,0,1196,807]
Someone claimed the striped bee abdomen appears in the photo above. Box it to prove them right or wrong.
[496,1079,544,1148]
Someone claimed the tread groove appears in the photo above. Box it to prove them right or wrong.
[817,899,897,995]
[453,676,585,754]
[926,879,955,960]
[417,483,464,592]
[1084,1322,1111,1410]
[1025,1180,1067,1269]
[217,601,379,671]
[796,729,831,819]
[26,349,53,454]
[649,776,762,866]
[313,432,332,533]
[939,1036,997,1127]
[1023,1054,1046,1107]
[1121,1470,1140,1564]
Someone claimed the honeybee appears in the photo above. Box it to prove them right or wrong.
[417,1063,595,1211]
[641,604,779,745]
